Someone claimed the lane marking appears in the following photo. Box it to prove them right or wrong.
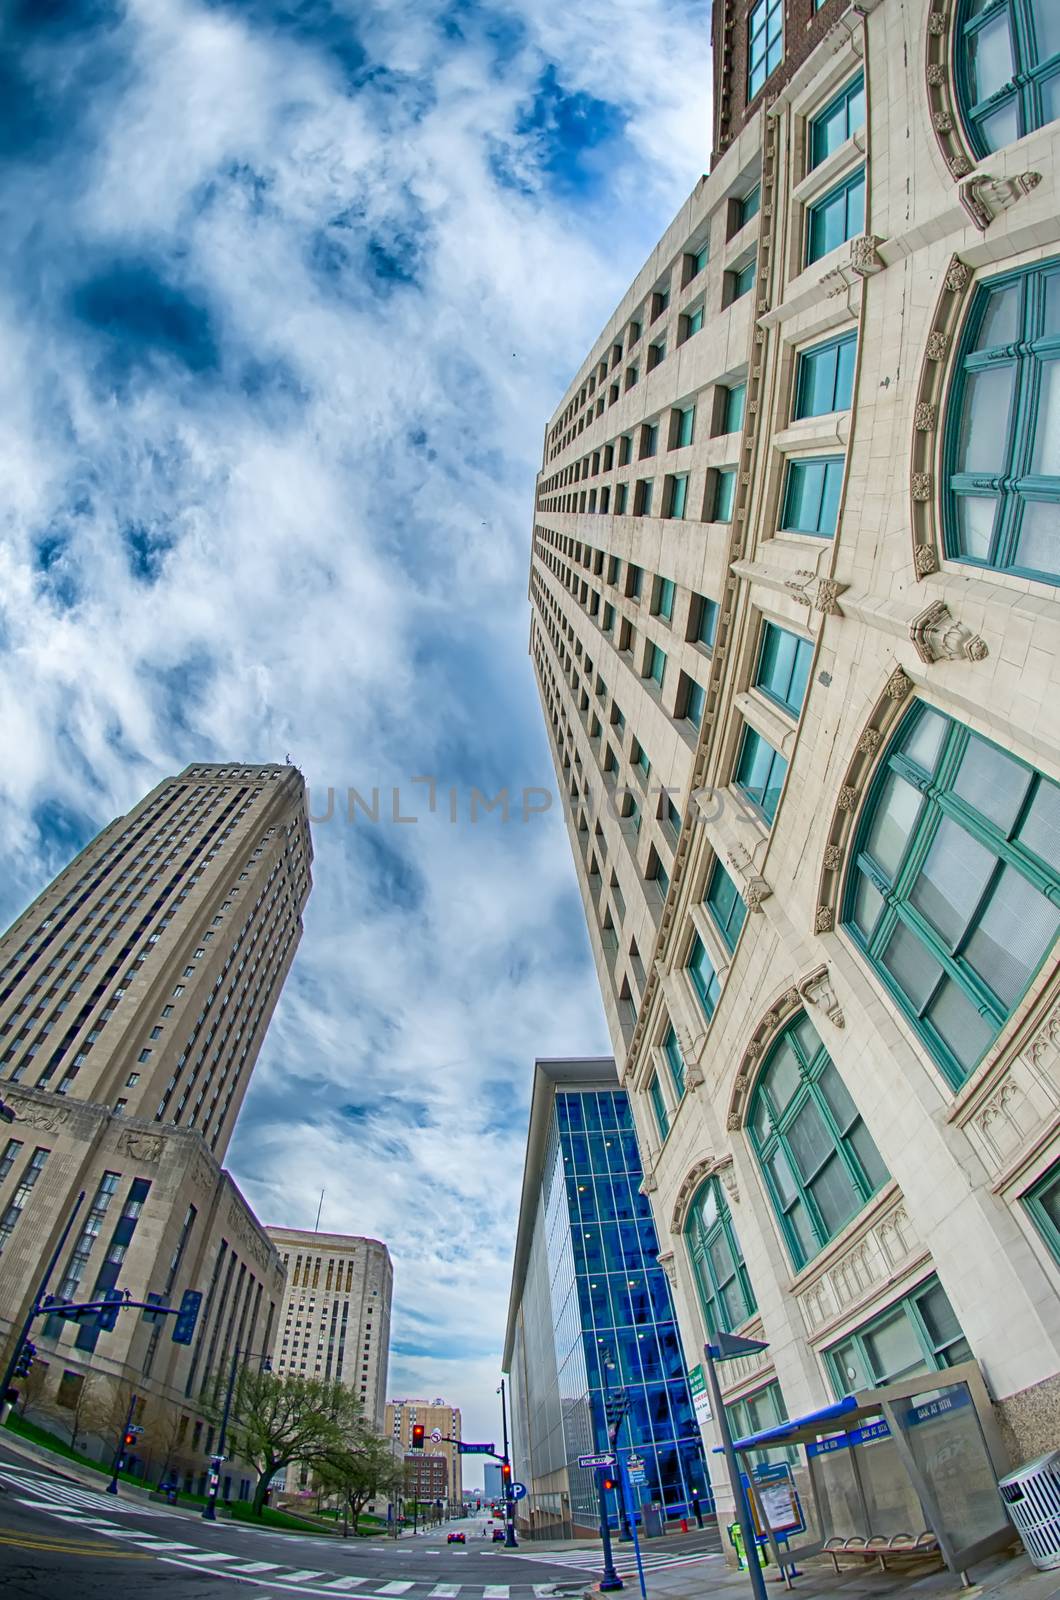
[281,1570,329,1582]
[483,1587,510,1597]
[236,1560,285,1573]
[0,1530,152,1559]
[377,1583,415,1594]
[319,1581,373,1592]
[168,1548,244,1562]
[429,1585,461,1596]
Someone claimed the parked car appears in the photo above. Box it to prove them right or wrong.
[447,1531,467,1545]
[492,1528,505,1542]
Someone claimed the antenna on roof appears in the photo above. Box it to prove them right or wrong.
[314,1188,325,1233]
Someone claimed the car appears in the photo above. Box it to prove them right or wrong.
[447,1532,466,1544]
[492,1528,505,1542]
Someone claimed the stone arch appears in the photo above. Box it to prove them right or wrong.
[725,983,804,1133]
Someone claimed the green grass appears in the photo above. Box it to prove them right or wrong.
[3,1412,152,1491]
[225,1500,339,1534]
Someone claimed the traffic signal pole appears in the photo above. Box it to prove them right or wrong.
[498,1379,517,1548]
[107,1391,139,1495]
[0,1190,84,1418]
[597,1468,623,1591]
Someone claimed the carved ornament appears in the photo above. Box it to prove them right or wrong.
[910,599,989,664]
[799,964,846,1029]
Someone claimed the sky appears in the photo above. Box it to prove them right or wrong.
[0,0,711,1452]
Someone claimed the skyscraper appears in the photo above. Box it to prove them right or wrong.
[387,1399,463,1509]
[503,1058,707,1539]
[528,0,1060,1535]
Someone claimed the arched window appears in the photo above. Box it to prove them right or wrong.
[748,1015,888,1269]
[843,702,1060,1089]
[944,256,1060,584]
[955,0,1060,159]
[686,1177,756,1336]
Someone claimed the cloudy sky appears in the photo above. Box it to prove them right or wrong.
[1,0,710,1449]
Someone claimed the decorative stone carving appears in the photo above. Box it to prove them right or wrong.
[948,154,972,178]
[799,964,846,1029]
[926,331,949,360]
[911,472,933,501]
[945,260,971,293]
[910,599,989,664]
[640,1171,658,1195]
[856,728,882,756]
[958,178,994,232]
[932,112,953,133]
[727,1111,742,1132]
[226,1201,274,1275]
[785,570,848,616]
[117,1129,165,1164]
[657,1251,677,1285]
[849,234,883,276]
[717,1163,740,1204]
[743,876,773,912]
[824,844,843,871]
[927,10,946,32]
[914,402,936,431]
[926,63,946,86]
[837,786,858,812]
[797,1193,920,1334]
[815,905,834,933]
[884,668,913,700]
[15,1103,71,1132]
[960,171,1042,231]
[914,544,939,576]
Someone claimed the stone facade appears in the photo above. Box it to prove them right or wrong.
[387,1399,463,1509]
[529,0,1060,1533]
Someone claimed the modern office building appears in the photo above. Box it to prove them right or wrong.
[503,1058,708,1539]
[528,0,1060,1540]
[483,1460,503,1501]
[267,1228,392,1429]
[405,1451,449,1503]
[0,762,311,1484]
[386,1398,463,1508]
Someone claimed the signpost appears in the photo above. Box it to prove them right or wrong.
[511,1482,527,1501]
[579,1452,616,1469]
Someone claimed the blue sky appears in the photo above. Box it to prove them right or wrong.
[0,0,710,1449]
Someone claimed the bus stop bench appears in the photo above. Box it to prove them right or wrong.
[823,1532,941,1572]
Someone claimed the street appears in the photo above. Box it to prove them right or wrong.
[0,1439,723,1600]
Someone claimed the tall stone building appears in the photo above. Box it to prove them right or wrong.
[267,1228,392,1429]
[0,762,311,1490]
[386,1398,463,1509]
[529,0,1059,1537]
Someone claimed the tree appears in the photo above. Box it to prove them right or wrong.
[14,1360,49,1421]
[316,1432,406,1534]
[203,1368,363,1517]
[44,1369,109,1453]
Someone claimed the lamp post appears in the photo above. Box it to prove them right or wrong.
[201,1347,272,1522]
[496,1380,517,1548]
[703,1333,770,1600]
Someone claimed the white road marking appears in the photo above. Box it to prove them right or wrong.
[377,1583,415,1594]
[429,1585,461,1596]
[319,1580,371,1592]
[483,1587,510,1597]
[168,1549,243,1563]
[280,1571,328,1582]
[235,1561,285,1573]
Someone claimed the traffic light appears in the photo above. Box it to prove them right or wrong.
[123,1430,137,1449]
[411,1424,425,1450]
[98,1287,123,1332]
[601,1475,616,1493]
[500,1461,512,1485]
[14,1342,36,1378]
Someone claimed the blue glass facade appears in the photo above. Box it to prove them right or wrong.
[507,1073,708,1536]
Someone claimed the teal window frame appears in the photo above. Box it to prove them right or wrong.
[685,677,706,728]
[663,1025,686,1099]
[737,184,761,229]
[749,1013,890,1271]
[956,0,1060,160]
[635,479,653,516]
[647,643,667,689]
[795,332,857,418]
[756,621,813,717]
[734,724,788,824]
[842,701,1060,1090]
[686,1177,756,1338]
[806,168,866,265]
[706,859,747,953]
[642,422,658,457]
[726,1381,796,1467]
[695,595,719,650]
[808,73,866,169]
[655,576,676,620]
[635,744,651,781]
[731,257,756,300]
[669,474,689,519]
[723,383,747,434]
[780,456,845,537]
[1024,1159,1060,1263]
[823,1276,971,1395]
[686,306,704,338]
[677,405,696,447]
[690,241,710,277]
[943,255,1060,585]
[748,0,783,99]
[687,935,721,1020]
[713,467,737,522]
[649,1073,670,1140]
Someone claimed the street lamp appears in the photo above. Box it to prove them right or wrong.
[703,1332,771,1600]
[201,1346,272,1521]
[495,1381,517,1548]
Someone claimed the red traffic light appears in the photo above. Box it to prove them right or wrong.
[411,1424,425,1450]
[500,1461,511,1481]
[123,1431,137,1448]
[602,1476,616,1492]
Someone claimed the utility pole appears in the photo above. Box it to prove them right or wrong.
[107,1392,139,1494]
[703,1334,770,1600]
[497,1379,517,1548]
[202,1346,271,1521]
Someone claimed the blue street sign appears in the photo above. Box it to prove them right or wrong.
[458,1442,496,1455]
[172,1289,202,1346]
[511,1482,527,1500]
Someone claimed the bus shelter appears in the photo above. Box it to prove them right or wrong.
[726,1362,1016,1588]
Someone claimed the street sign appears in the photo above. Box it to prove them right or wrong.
[458,1442,496,1455]
[628,1468,647,1487]
[578,1453,615,1469]
[688,1363,713,1427]
[128,1424,144,1436]
[511,1482,527,1500]
[172,1288,202,1346]
[430,1428,443,1442]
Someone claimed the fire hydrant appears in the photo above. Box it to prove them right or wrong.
[679,1518,688,1533]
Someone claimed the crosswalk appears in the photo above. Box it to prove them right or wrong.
[509,1545,722,1576]
[0,1464,564,1597]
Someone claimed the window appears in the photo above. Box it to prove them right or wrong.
[809,74,866,168]
[687,935,721,1020]
[635,742,651,779]
[806,169,865,264]
[654,577,676,621]
[706,860,747,953]
[676,405,695,447]
[0,1139,23,1182]
[944,257,1060,584]
[687,240,710,280]
[956,0,1060,158]
[749,1013,889,1269]
[692,595,719,650]
[756,622,813,716]
[726,1381,796,1467]
[734,725,788,823]
[0,1147,50,1251]
[615,483,628,514]
[668,474,689,519]
[646,643,667,689]
[748,0,783,98]
[687,1178,756,1336]
[649,1074,670,1140]
[647,340,665,371]
[684,305,704,339]
[843,703,1060,1089]
[736,183,761,229]
[1024,1160,1060,1263]
[795,333,857,418]
[780,457,844,537]
[663,1026,686,1098]
[603,602,615,633]
[641,423,659,458]
[825,1277,971,1393]
[684,677,706,728]
[619,434,633,466]
[713,468,737,522]
[634,479,653,516]
[720,383,746,435]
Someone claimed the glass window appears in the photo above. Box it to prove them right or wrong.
[843,702,1060,1089]
[809,74,866,168]
[795,333,857,418]
[687,935,721,1021]
[685,678,706,728]
[655,577,676,621]
[956,0,1060,158]
[694,595,719,650]
[689,241,710,277]
[825,1276,971,1393]
[806,169,866,264]
[756,622,813,716]
[749,1015,889,1269]
[723,383,747,434]
[731,257,756,300]
[647,644,667,689]
[669,475,689,519]
[663,1026,686,1099]
[615,483,628,515]
[686,1177,756,1337]
[781,457,845,537]
[1024,1160,1060,1262]
[748,0,784,98]
[737,184,761,229]
[686,306,704,338]
[677,406,695,447]
[734,725,788,824]
[944,257,1060,584]
[713,468,737,523]
[649,1074,670,1140]
[706,860,747,953]
[726,1381,795,1467]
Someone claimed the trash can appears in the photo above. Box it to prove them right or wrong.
[642,1504,664,1538]
[999,1451,1060,1570]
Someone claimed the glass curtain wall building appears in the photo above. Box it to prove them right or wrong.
[504,1058,708,1538]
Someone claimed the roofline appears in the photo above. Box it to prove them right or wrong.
[501,1056,619,1372]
